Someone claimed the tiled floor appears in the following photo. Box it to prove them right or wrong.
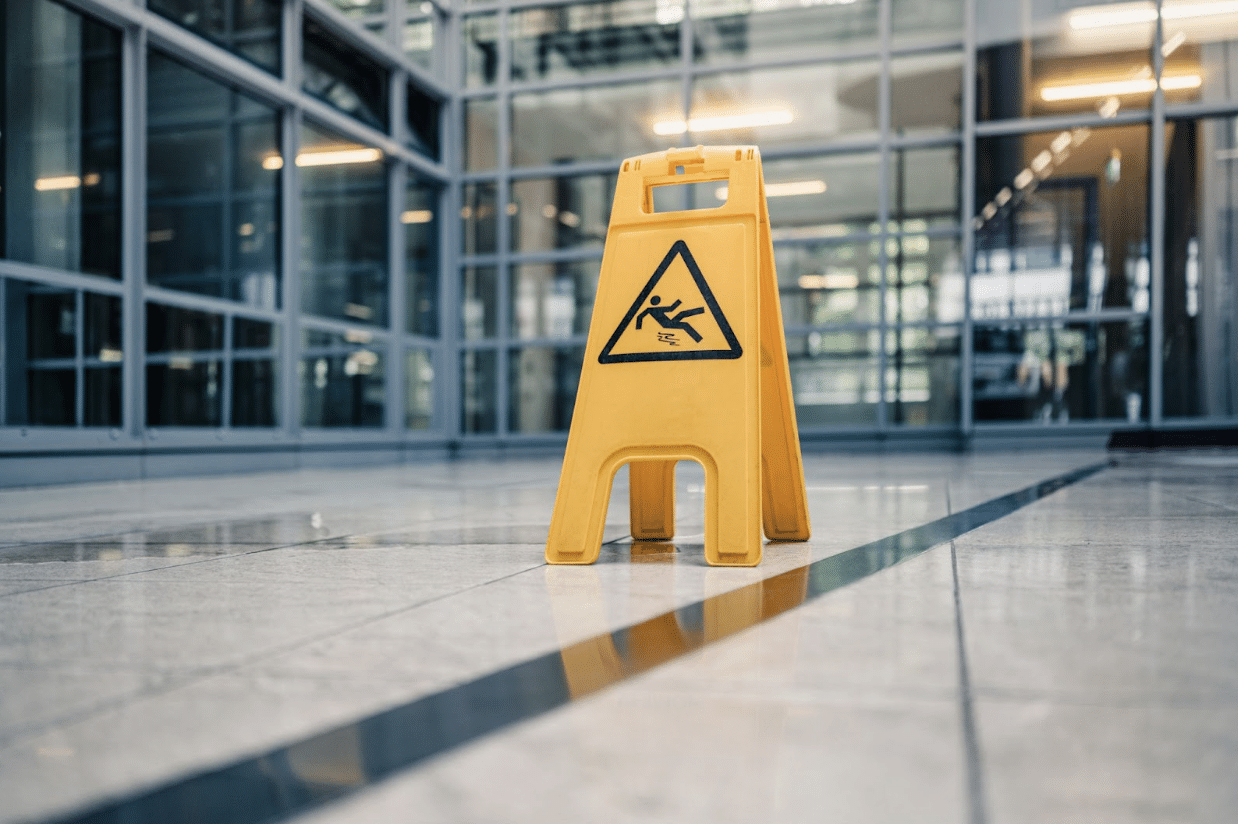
[1,449,1236,823]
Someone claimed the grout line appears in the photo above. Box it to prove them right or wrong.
[947,483,989,824]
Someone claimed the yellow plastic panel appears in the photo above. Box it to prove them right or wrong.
[546,145,810,566]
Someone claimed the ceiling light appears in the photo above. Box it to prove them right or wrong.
[1162,30,1188,57]
[1040,73,1201,101]
[400,209,434,224]
[715,179,826,200]
[1071,0,1238,29]
[653,109,793,136]
[34,175,82,191]
[262,148,383,170]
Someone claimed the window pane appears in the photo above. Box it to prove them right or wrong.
[893,0,962,48]
[510,0,681,83]
[148,0,281,72]
[300,123,388,325]
[147,50,281,309]
[461,348,498,433]
[891,146,959,232]
[776,243,880,327]
[231,358,278,426]
[406,348,435,430]
[788,331,880,427]
[1162,115,1238,419]
[233,317,274,350]
[886,326,960,426]
[84,366,121,427]
[510,174,613,253]
[976,0,1154,122]
[893,234,963,325]
[146,303,224,353]
[462,266,498,340]
[406,175,441,337]
[692,0,878,64]
[973,320,1148,423]
[464,98,498,172]
[303,17,389,130]
[27,369,76,426]
[2,0,121,278]
[84,293,122,361]
[407,84,442,160]
[1166,0,1238,106]
[404,16,436,74]
[147,359,223,426]
[890,52,962,137]
[462,181,498,255]
[463,13,499,87]
[508,346,584,433]
[511,261,600,339]
[511,78,682,166]
[300,329,385,427]
[974,125,1149,319]
[762,153,879,240]
[325,0,384,21]
[4,281,77,425]
[28,289,77,359]
[689,62,879,149]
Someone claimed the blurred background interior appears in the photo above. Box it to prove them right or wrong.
[3,0,1238,483]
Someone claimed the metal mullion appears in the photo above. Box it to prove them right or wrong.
[969,309,1148,327]
[303,0,453,89]
[221,310,234,428]
[876,0,891,431]
[1150,0,1166,427]
[960,0,977,439]
[0,262,127,296]
[494,4,512,437]
[74,291,85,427]
[974,110,1151,138]
[888,132,965,151]
[143,286,282,321]
[299,95,449,179]
[389,162,408,436]
[1165,100,1238,120]
[506,248,603,265]
[122,22,147,440]
[889,37,966,57]
[281,0,303,439]
[441,5,463,439]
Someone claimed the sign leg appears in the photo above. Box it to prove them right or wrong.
[629,459,675,540]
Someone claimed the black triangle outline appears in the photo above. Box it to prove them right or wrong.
[598,240,744,364]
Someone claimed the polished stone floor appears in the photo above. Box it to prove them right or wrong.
[0,449,1235,824]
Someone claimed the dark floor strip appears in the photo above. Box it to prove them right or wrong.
[951,539,989,824]
[47,461,1109,824]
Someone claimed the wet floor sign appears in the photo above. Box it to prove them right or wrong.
[546,145,810,567]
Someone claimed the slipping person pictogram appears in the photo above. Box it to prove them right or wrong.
[636,296,705,343]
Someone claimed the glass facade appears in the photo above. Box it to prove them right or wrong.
[4,0,1238,473]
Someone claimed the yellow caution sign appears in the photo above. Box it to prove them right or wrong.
[546,145,810,567]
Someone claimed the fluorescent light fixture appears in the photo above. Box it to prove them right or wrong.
[34,175,82,191]
[1014,168,1035,189]
[1097,95,1122,118]
[653,109,793,136]
[1051,131,1074,154]
[1031,150,1053,173]
[1040,73,1201,101]
[262,148,383,170]
[1162,30,1188,56]
[798,272,859,290]
[400,209,434,224]
[715,179,826,200]
[995,187,1012,207]
[1071,1,1238,29]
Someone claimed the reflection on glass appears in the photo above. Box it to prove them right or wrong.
[84,366,121,427]
[775,243,880,327]
[976,0,1156,121]
[511,79,681,166]
[300,122,388,326]
[147,303,224,353]
[464,98,498,171]
[325,0,384,20]
[1162,115,1238,418]
[303,17,389,130]
[146,302,223,427]
[2,0,121,278]
[461,349,498,433]
[973,125,1149,320]
[406,176,441,338]
[406,349,435,430]
[510,175,613,252]
[787,332,880,426]
[510,0,681,82]
[892,0,962,47]
[148,0,281,71]
[462,181,498,255]
[511,261,600,339]
[761,154,879,240]
[891,146,959,232]
[28,290,77,359]
[464,13,499,87]
[404,16,436,74]
[973,320,1147,423]
[890,235,962,324]
[232,316,277,427]
[147,50,281,308]
[890,51,962,136]
[462,266,498,340]
[1164,0,1238,105]
[692,0,877,63]
[508,346,584,432]
[689,62,879,149]
[885,326,960,426]
[407,84,442,160]
[300,329,385,427]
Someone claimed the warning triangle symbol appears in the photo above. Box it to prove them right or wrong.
[598,240,743,364]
